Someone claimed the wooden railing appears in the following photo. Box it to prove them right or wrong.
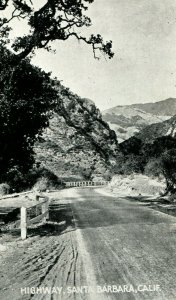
[64,181,109,187]
[0,190,34,201]
[20,195,49,240]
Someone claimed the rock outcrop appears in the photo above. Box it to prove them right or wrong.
[35,85,119,181]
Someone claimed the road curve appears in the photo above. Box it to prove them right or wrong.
[0,187,176,300]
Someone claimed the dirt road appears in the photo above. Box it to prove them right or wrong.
[0,187,176,300]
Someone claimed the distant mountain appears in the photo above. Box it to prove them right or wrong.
[135,115,176,143]
[102,98,176,142]
[119,114,176,177]
[131,98,176,116]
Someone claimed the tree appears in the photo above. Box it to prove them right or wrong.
[0,46,58,182]
[141,136,176,160]
[112,152,144,175]
[0,0,114,65]
[142,136,176,193]
[120,137,143,156]
[144,158,163,178]
[144,150,176,195]
[160,149,176,194]
[0,1,114,187]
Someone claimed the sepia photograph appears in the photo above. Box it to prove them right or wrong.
[0,0,176,299]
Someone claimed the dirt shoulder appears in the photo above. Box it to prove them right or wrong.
[0,191,89,300]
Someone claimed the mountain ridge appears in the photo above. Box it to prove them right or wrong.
[103,98,176,115]
[102,98,176,142]
[134,115,176,143]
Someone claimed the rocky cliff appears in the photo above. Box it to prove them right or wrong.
[34,85,119,181]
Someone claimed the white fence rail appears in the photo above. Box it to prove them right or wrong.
[64,181,109,187]
[20,195,49,240]
[0,190,34,201]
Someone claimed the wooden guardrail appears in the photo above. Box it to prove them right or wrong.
[64,181,109,187]
[20,195,49,240]
[0,190,34,201]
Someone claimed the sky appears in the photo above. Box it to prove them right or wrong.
[3,0,176,110]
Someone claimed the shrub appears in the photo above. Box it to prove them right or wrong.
[169,192,176,202]
[33,177,49,192]
[32,167,62,191]
[0,183,10,195]
[2,165,62,192]
[144,158,162,177]
[5,166,26,192]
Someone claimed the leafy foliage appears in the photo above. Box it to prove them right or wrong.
[0,182,10,195]
[144,158,163,178]
[0,0,114,62]
[112,153,144,175]
[0,1,115,189]
[160,149,176,193]
[0,46,58,181]
[119,135,176,193]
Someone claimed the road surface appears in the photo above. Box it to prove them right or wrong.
[0,187,176,300]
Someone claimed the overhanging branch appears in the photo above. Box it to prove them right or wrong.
[0,0,9,10]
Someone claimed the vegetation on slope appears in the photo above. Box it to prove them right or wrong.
[0,0,115,190]
[102,100,174,142]
[116,134,176,195]
[34,87,119,182]
[0,46,119,190]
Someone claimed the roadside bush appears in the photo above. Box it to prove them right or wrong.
[80,168,92,180]
[32,167,62,191]
[33,177,49,192]
[169,192,176,202]
[5,166,27,192]
[2,165,62,192]
[144,158,162,177]
[103,170,112,181]
[0,183,10,195]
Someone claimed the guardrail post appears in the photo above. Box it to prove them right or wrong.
[36,194,40,201]
[21,206,27,240]
[41,200,49,221]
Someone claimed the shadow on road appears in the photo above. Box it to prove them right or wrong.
[125,195,170,204]
[2,188,176,238]
[66,189,176,228]
[1,202,75,238]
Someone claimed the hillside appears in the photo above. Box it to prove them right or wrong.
[34,86,119,181]
[135,115,176,143]
[120,114,176,158]
[118,114,176,180]
[102,98,176,142]
[38,94,176,181]
[131,98,176,116]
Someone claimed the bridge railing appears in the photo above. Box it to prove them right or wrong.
[64,181,109,188]
[20,195,49,240]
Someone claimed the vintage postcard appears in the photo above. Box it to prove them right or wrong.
[0,0,176,299]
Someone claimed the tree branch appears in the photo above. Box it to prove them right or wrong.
[0,7,26,28]
[0,0,9,10]
[1,0,114,63]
